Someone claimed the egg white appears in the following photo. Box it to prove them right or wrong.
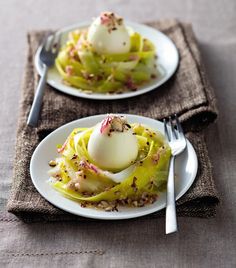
[87,123,138,170]
[87,17,131,54]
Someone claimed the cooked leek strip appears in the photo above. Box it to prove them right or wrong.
[78,51,100,74]
[130,32,143,52]
[50,124,171,203]
[55,29,157,93]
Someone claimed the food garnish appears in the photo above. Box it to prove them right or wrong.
[55,12,158,93]
[48,115,171,211]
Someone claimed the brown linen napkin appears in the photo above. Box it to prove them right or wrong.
[7,19,219,222]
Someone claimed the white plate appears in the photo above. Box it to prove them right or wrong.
[30,114,198,220]
[35,21,179,100]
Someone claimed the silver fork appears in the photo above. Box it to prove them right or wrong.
[164,114,187,234]
[27,32,61,127]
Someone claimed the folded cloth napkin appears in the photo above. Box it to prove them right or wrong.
[7,19,219,222]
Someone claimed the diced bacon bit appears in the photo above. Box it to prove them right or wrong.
[100,115,112,134]
[128,54,139,61]
[79,160,88,168]
[65,65,74,76]
[152,152,160,164]
[100,12,123,33]
[67,45,79,61]
[89,163,99,173]
[79,160,99,174]
[57,137,69,153]
[125,77,137,91]
[69,47,77,58]
[100,13,111,25]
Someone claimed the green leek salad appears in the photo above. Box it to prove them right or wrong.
[48,123,171,210]
[55,30,158,93]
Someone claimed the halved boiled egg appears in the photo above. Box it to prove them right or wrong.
[87,115,138,170]
[87,12,131,54]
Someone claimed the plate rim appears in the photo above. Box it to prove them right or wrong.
[30,114,198,220]
[34,20,179,100]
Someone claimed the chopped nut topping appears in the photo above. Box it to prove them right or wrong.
[48,160,57,167]
[100,114,131,135]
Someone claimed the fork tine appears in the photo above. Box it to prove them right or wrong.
[163,118,170,141]
[174,114,184,134]
[45,34,55,51]
[169,116,177,139]
[51,31,61,54]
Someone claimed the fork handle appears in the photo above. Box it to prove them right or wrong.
[165,156,178,234]
[27,64,48,127]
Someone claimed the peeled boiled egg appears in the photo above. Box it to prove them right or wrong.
[87,115,138,170]
[87,12,131,54]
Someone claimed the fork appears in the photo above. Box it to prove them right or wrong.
[164,114,187,234]
[27,32,61,127]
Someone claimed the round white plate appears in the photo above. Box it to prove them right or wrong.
[35,21,179,100]
[30,114,198,220]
